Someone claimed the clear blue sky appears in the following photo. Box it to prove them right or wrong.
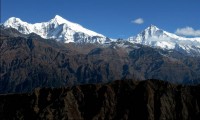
[1,0,200,38]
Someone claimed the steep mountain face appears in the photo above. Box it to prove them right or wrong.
[1,26,200,93]
[128,25,200,56]
[0,27,138,93]
[3,15,110,43]
[0,80,200,120]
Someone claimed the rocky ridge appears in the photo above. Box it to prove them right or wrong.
[1,26,200,93]
[0,79,200,120]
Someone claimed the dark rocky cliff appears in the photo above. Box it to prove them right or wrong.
[0,80,200,120]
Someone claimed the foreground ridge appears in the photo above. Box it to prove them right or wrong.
[0,79,200,120]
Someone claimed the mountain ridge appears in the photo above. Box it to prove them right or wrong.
[128,25,200,53]
[3,15,109,43]
[3,15,200,56]
[0,79,200,119]
[1,26,200,93]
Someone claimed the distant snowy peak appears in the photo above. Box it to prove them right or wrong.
[4,17,32,34]
[3,15,107,43]
[49,15,104,37]
[128,25,200,54]
[129,24,200,42]
[4,17,25,25]
[142,25,160,38]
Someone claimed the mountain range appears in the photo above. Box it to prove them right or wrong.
[1,15,200,93]
[1,15,200,120]
[3,15,110,44]
[3,15,200,56]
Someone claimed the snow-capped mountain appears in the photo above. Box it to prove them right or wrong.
[3,15,110,43]
[3,16,200,56]
[128,25,200,55]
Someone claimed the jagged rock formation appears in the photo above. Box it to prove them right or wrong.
[0,80,200,120]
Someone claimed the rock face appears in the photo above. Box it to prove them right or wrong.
[0,80,200,120]
[1,26,200,93]
[0,27,139,93]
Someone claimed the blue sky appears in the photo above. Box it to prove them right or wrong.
[1,0,200,38]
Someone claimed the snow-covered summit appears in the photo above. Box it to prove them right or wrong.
[3,16,200,55]
[128,25,200,54]
[48,15,104,37]
[3,15,107,43]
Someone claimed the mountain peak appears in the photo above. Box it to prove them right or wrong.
[54,15,63,19]
[147,24,159,31]
[53,15,67,22]
[5,17,23,24]
[139,24,161,38]
[149,24,157,28]
[4,17,28,29]
[3,15,106,43]
[128,24,200,53]
[50,15,69,25]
